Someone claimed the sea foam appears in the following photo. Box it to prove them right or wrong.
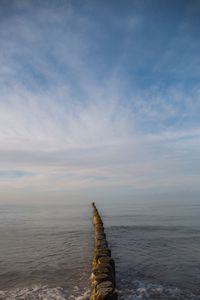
[0,285,90,300]
[117,279,200,300]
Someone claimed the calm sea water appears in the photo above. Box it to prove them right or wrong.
[0,198,200,299]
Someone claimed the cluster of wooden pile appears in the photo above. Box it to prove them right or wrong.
[90,203,117,300]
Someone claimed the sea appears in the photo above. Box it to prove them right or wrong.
[0,197,200,299]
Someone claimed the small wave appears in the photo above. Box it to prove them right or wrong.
[0,285,90,300]
[117,280,200,300]
[76,292,90,300]
[0,285,67,300]
[68,287,90,300]
[110,225,185,232]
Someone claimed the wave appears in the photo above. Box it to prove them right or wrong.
[0,281,199,300]
[109,225,186,232]
[0,285,90,300]
[117,279,200,300]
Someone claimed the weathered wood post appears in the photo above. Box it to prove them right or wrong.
[90,203,117,300]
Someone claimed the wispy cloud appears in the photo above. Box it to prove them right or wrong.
[0,0,200,201]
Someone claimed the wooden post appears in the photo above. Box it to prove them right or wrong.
[90,203,117,300]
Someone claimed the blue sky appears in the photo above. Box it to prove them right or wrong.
[0,0,200,202]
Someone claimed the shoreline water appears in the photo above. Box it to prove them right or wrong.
[0,199,200,299]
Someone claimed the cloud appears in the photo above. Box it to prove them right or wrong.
[0,0,200,201]
[0,170,35,179]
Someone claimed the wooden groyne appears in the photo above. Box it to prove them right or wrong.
[90,203,117,300]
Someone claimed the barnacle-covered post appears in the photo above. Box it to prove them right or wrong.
[90,203,117,300]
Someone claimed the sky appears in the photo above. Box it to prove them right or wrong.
[0,0,200,203]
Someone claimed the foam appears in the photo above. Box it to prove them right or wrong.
[0,285,90,300]
[0,281,199,299]
[68,287,90,300]
[117,280,200,300]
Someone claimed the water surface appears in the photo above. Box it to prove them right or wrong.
[0,198,200,299]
